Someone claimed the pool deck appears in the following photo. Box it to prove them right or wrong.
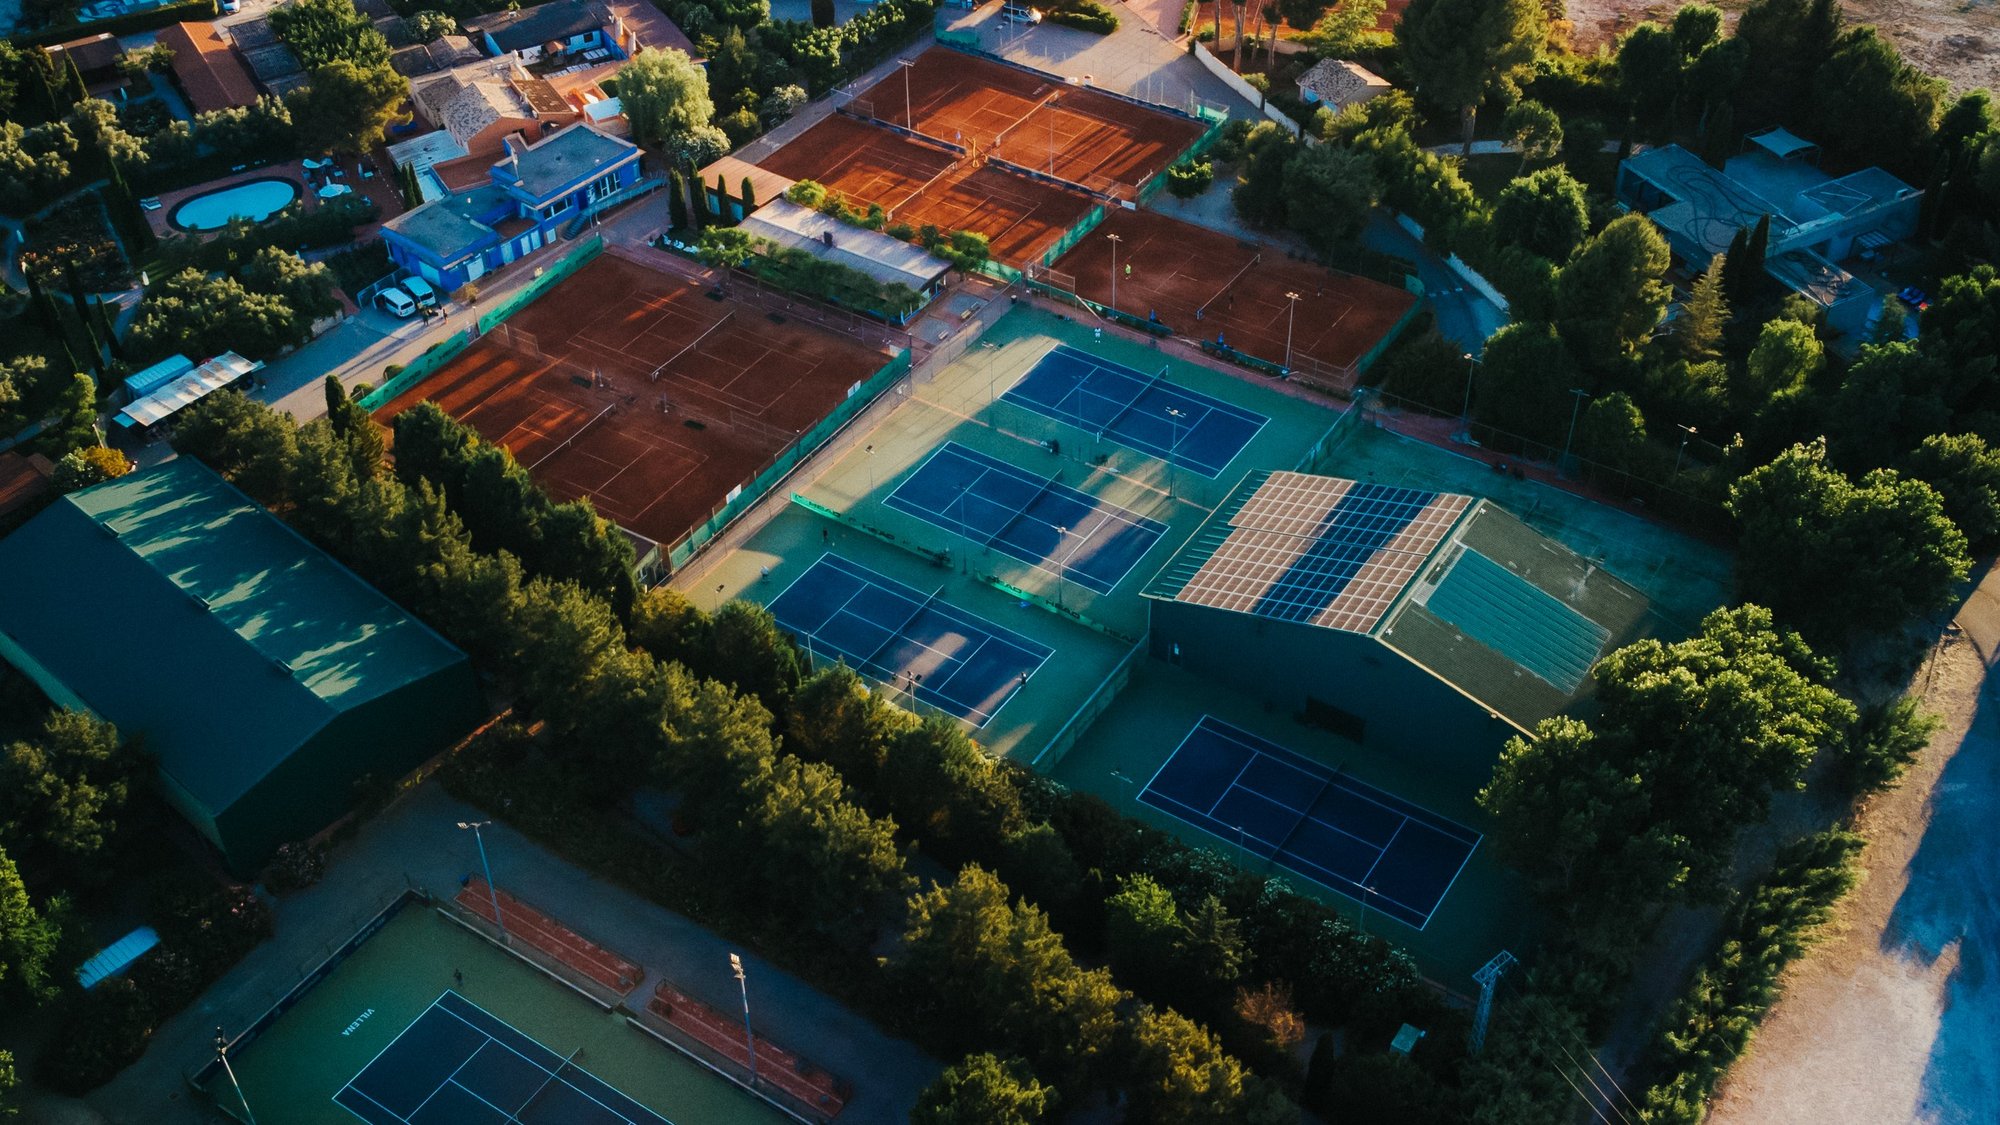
[144,157,405,242]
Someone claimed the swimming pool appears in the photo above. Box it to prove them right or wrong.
[168,177,300,232]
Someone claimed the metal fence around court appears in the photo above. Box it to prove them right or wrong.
[664,348,915,571]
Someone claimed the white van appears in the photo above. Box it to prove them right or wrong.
[377,287,418,318]
[403,276,439,309]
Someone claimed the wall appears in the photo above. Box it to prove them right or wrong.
[1147,600,1515,772]
[1189,42,1303,137]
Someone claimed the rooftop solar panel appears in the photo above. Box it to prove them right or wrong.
[1170,472,1470,634]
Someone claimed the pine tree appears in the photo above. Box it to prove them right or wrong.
[23,265,55,334]
[1680,253,1729,359]
[684,172,705,230]
[714,173,728,220]
[1721,227,1751,304]
[741,175,757,212]
[61,54,87,108]
[63,261,106,375]
[668,170,689,230]
[90,295,120,360]
[1746,213,1771,270]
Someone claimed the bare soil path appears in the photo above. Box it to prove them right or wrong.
[1562,0,1998,94]
[1704,564,2000,1124]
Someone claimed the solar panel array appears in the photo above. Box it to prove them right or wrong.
[1173,472,1469,634]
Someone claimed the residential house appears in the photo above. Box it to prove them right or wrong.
[43,33,123,91]
[157,22,263,114]
[1294,59,1389,112]
[465,0,618,64]
[380,124,644,291]
[1617,128,1921,339]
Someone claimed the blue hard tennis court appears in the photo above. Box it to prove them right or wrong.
[766,553,1052,726]
[884,442,1168,595]
[335,991,672,1125]
[1001,345,1267,478]
[1139,717,1481,929]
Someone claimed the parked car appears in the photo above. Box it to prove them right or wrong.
[377,287,418,318]
[1898,285,1931,310]
[402,276,439,310]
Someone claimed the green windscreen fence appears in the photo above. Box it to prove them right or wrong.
[1041,203,1107,267]
[357,330,472,412]
[666,348,913,570]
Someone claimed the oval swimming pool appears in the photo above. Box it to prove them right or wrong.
[168,177,300,232]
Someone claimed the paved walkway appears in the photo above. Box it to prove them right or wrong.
[80,782,940,1125]
[940,4,1252,117]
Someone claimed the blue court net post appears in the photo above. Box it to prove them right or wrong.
[458,820,506,944]
[730,953,759,1087]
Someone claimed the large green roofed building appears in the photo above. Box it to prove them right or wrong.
[1143,470,1655,766]
[0,458,483,871]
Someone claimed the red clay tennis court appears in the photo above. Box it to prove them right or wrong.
[759,114,1096,268]
[379,253,894,549]
[1053,207,1416,378]
[758,113,958,211]
[852,46,1205,195]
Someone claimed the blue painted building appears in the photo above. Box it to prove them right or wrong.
[464,0,618,63]
[381,123,642,292]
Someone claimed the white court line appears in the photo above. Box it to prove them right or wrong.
[433,996,646,1124]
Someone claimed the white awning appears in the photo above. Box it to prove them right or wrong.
[116,352,262,429]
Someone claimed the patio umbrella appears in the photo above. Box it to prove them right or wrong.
[317,183,352,199]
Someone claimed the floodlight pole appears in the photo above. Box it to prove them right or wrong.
[1559,389,1589,477]
[1054,524,1069,608]
[1282,290,1301,373]
[1107,233,1122,313]
[1459,352,1479,437]
[898,59,914,130]
[215,1027,258,1125]
[981,340,1000,401]
[1470,950,1518,1055]
[1355,883,1378,937]
[1674,423,1697,474]
[1164,407,1188,499]
[457,820,505,943]
[730,953,759,1086]
[864,443,877,494]
[1110,769,1134,815]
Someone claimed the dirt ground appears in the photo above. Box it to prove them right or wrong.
[1562,0,1999,93]
[1702,564,2000,1124]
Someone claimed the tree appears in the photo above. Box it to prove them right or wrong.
[1471,321,1576,443]
[407,9,458,42]
[268,0,392,70]
[1732,0,1843,126]
[1741,318,1821,403]
[913,1054,1052,1125]
[1501,99,1562,173]
[810,0,835,27]
[668,170,689,229]
[0,846,60,1004]
[1906,433,2000,547]
[740,175,757,212]
[52,445,128,493]
[1398,0,1547,154]
[289,60,410,156]
[1555,213,1671,372]
[1678,253,1729,359]
[759,84,808,128]
[0,710,135,888]
[1729,440,1972,638]
[128,269,306,363]
[1492,167,1588,262]
[897,866,1126,1091]
[713,754,908,935]
[1810,26,1944,178]
[1280,144,1378,251]
[1106,874,1182,994]
[1294,0,1385,57]
[1230,121,1298,228]
[242,246,340,324]
[1615,22,1681,135]
[1576,391,1648,469]
[46,373,99,455]
[173,390,302,504]
[695,226,757,289]
[1123,1007,1287,1124]
[619,48,717,161]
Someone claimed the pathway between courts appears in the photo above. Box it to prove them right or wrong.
[85,783,941,1125]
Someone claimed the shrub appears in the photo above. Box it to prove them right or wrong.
[262,841,329,893]
[1165,158,1214,198]
[1837,696,1939,797]
[1044,0,1117,33]
[37,980,155,1094]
